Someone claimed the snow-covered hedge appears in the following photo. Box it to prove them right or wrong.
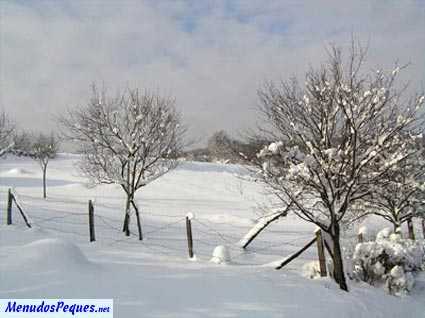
[352,228,425,296]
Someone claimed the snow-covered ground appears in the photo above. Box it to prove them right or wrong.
[0,154,424,317]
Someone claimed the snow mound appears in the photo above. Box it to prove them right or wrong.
[177,161,250,176]
[203,214,254,226]
[15,238,93,271]
[210,245,231,264]
[2,168,34,175]
[376,227,392,241]
[302,261,321,279]
[186,212,195,220]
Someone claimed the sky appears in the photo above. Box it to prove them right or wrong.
[1,0,424,147]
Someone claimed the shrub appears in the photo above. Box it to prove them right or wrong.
[352,228,424,295]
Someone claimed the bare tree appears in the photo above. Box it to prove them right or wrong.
[254,43,424,291]
[0,111,15,157]
[31,134,59,199]
[61,86,185,240]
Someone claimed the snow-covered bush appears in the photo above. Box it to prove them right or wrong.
[385,266,415,296]
[352,228,425,295]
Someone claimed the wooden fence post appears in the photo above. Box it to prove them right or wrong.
[357,226,368,244]
[407,218,415,240]
[6,188,12,225]
[186,214,194,258]
[88,200,95,242]
[315,229,327,277]
[422,219,425,239]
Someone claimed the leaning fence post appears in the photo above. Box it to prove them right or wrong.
[186,213,194,259]
[6,188,12,225]
[11,193,31,228]
[275,236,317,270]
[315,228,327,277]
[88,200,95,242]
[407,218,415,240]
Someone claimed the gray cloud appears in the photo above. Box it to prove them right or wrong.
[1,0,424,147]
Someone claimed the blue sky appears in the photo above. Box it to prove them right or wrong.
[1,0,424,145]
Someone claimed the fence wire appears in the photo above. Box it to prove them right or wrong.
[1,188,318,266]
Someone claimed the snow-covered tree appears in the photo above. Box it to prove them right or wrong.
[12,131,34,157]
[61,86,185,240]
[254,44,424,291]
[0,111,14,157]
[208,130,231,151]
[31,134,59,199]
[207,130,233,162]
[361,140,425,230]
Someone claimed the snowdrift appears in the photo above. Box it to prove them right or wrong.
[10,238,94,272]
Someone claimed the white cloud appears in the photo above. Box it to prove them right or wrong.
[0,0,424,146]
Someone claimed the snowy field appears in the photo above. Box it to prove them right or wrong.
[0,154,424,318]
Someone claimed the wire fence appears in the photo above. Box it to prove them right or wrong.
[0,187,317,265]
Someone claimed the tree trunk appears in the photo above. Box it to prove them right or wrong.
[131,200,143,241]
[123,160,132,236]
[123,194,131,236]
[393,220,401,233]
[42,166,47,199]
[330,222,348,291]
[122,212,129,233]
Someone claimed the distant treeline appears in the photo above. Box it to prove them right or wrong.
[181,130,268,164]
